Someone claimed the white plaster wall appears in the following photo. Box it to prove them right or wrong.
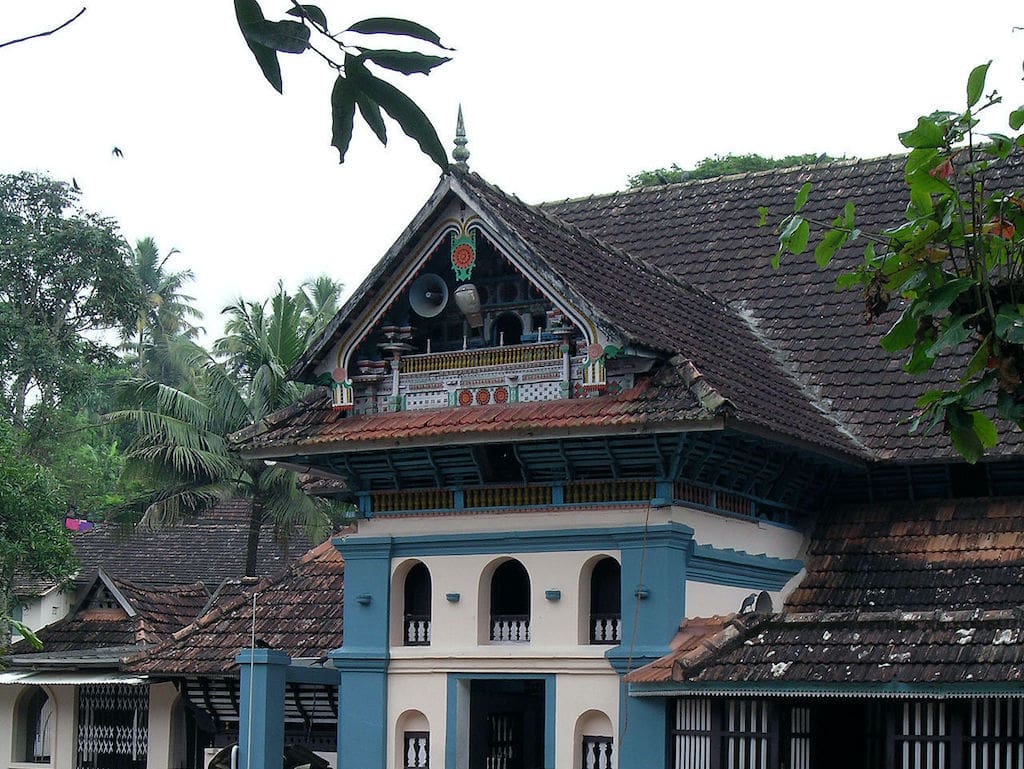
[16,589,73,636]
[390,550,617,654]
[146,682,179,769]
[685,580,784,618]
[354,502,805,561]
[0,684,77,769]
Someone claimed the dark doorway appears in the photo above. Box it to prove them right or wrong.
[589,557,621,644]
[493,313,523,346]
[490,560,530,642]
[404,562,432,646]
[468,680,545,769]
[809,701,878,769]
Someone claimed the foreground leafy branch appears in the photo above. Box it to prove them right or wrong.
[762,61,1024,462]
[234,1,451,169]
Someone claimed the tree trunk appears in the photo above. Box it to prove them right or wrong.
[244,500,266,577]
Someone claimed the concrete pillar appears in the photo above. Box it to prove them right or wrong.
[236,649,290,769]
[147,681,180,769]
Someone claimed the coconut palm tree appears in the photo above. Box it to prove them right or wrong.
[124,237,203,386]
[110,277,343,575]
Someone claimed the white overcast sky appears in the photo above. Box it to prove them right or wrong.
[2,2,1022,335]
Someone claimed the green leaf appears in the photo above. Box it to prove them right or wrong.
[330,76,356,162]
[345,65,448,170]
[926,315,971,357]
[10,619,42,649]
[794,182,812,213]
[972,411,998,448]
[950,423,983,463]
[1010,108,1024,131]
[347,17,453,49]
[756,206,769,227]
[881,308,918,352]
[814,228,848,267]
[905,147,942,177]
[994,304,1024,343]
[286,4,327,28]
[234,0,283,93]
[242,19,310,53]
[356,92,387,145]
[904,343,936,374]
[962,334,992,380]
[925,277,973,313]
[899,117,946,149]
[358,49,451,76]
[787,218,810,255]
[967,61,991,108]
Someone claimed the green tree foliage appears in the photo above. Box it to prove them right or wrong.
[764,62,1024,462]
[629,153,838,188]
[0,172,139,428]
[235,2,452,169]
[0,422,77,657]
[123,237,204,388]
[110,277,345,575]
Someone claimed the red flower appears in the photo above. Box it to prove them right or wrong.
[930,158,954,180]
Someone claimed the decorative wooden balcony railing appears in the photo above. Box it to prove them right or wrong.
[590,614,622,644]
[403,731,429,768]
[404,614,431,646]
[374,489,456,513]
[565,480,655,505]
[464,485,553,508]
[581,735,614,769]
[490,614,530,643]
[402,342,562,374]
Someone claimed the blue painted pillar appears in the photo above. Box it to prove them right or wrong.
[616,683,668,769]
[331,536,393,769]
[608,523,691,769]
[236,648,290,769]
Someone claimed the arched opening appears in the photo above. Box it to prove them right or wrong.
[396,709,430,769]
[489,559,531,643]
[404,562,432,646]
[492,312,523,346]
[14,686,53,764]
[589,557,621,645]
[575,710,614,769]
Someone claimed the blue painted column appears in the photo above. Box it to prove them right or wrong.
[331,536,393,769]
[236,648,290,769]
[608,522,691,769]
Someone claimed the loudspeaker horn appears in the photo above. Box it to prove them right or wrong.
[408,273,449,318]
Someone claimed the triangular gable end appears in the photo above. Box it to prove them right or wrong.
[70,569,137,619]
[307,175,647,415]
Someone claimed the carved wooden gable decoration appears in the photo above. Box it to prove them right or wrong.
[310,184,635,417]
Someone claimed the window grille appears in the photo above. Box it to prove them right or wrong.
[581,734,613,769]
[896,701,949,769]
[788,706,811,769]
[672,698,712,769]
[966,698,1024,769]
[723,700,771,769]
[403,731,429,769]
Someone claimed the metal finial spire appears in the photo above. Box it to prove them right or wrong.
[453,105,470,170]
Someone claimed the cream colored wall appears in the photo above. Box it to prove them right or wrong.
[386,666,619,769]
[17,589,73,636]
[146,682,180,769]
[391,550,618,654]
[355,501,805,561]
[1,684,77,769]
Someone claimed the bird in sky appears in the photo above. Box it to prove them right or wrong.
[111,146,124,158]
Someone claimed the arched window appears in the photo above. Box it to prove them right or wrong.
[396,709,430,769]
[490,559,530,642]
[590,557,621,644]
[576,710,614,769]
[404,562,432,646]
[15,687,53,764]
[492,312,523,346]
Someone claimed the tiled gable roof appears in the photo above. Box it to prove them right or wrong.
[628,498,1024,687]
[11,576,209,654]
[544,156,1024,459]
[125,538,345,675]
[234,359,706,453]
[455,172,861,457]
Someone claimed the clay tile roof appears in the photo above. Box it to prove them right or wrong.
[633,497,1024,688]
[625,614,751,683]
[125,537,345,675]
[12,577,209,654]
[544,156,1024,459]
[233,360,706,453]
